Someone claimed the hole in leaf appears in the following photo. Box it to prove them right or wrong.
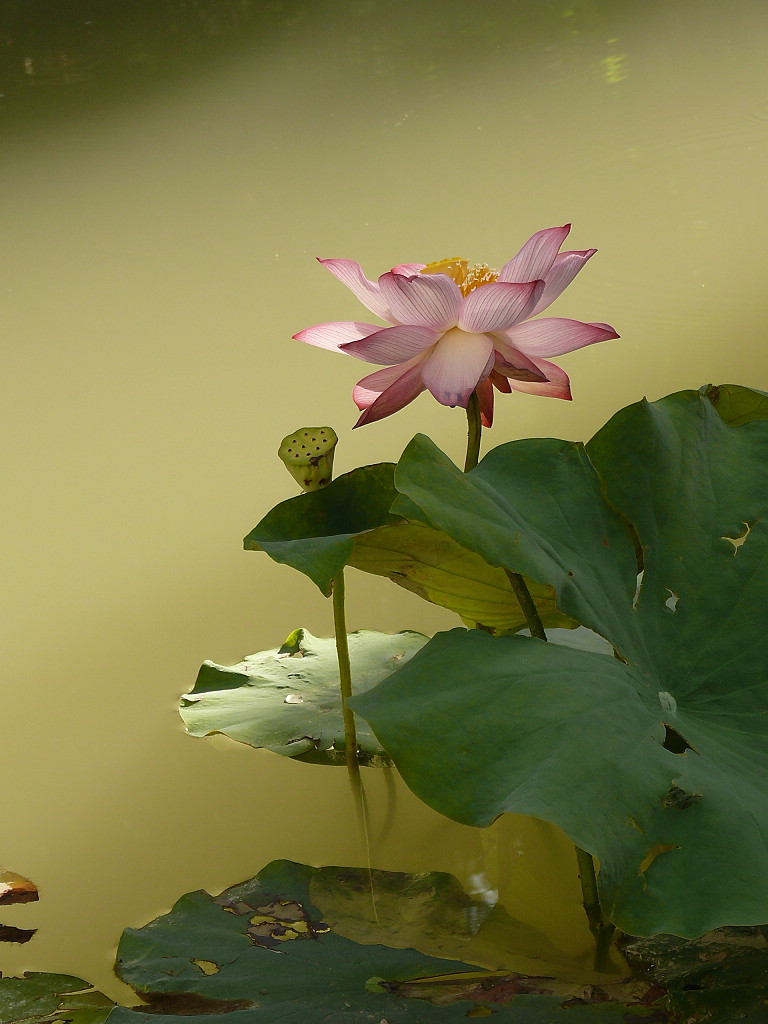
[721,520,753,555]
[664,588,679,612]
[661,723,697,755]
[632,570,644,611]
[663,783,702,809]
[191,958,220,976]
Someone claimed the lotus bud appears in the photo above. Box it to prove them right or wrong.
[278,426,338,491]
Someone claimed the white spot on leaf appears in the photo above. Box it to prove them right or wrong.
[664,588,679,612]
[659,691,677,713]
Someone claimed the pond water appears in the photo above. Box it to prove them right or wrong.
[1,0,767,1003]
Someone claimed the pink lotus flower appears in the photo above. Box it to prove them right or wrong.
[293,225,618,427]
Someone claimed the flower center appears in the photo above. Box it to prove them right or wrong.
[421,257,499,297]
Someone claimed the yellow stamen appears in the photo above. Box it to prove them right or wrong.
[421,257,499,296]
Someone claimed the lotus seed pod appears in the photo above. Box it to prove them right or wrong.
[278,426,338,491]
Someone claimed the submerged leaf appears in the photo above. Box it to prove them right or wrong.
[353,387,768,937]
[307,866,578,978]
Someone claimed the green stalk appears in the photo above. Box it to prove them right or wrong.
[332,568,360,783]
[575,846,616,971]
[464,391,483,472]
[504,568,547,641]
[332,567,379,922]
[277,427,376,911]
[575,845,602,936]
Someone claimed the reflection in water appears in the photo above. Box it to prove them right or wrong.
[1,0,768,1000]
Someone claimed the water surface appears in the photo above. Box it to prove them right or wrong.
[2,0,767,999]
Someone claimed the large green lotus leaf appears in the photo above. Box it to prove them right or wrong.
[391,432,643,661]
[246,462,574,632]
[353,388,768,937]
[244,463,400,595]
[109,860,659,1024]
[349,523,577,634]
[0,974,113,1024]
[700,382,768,425]
[180,628,427,765]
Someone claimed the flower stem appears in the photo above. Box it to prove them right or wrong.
[332,567,379,921]
[575,845,616,971]
[332,568,360,782]
[464,391,483,472]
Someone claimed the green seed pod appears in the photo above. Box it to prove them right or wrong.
[278,426,338,491]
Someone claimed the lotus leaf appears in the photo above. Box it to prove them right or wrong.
[352,388,768,937]
[0,974,112,1024]
[180,628,427,764]
[245,463,573,633]
[109,859,660,1023]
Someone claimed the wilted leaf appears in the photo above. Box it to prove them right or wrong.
[623,927,768,1022]
[0,867,39,945]
[0,869,38,907]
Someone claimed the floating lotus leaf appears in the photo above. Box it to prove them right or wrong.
[352,387,768,937]
[180,628,427,765]
[0,974,112,1024]
[623,927,768,1021]
[109,859,660,1023]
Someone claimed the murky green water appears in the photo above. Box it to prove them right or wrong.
[2,0,767,1000]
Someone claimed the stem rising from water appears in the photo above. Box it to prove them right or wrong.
[332,569,359,782]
